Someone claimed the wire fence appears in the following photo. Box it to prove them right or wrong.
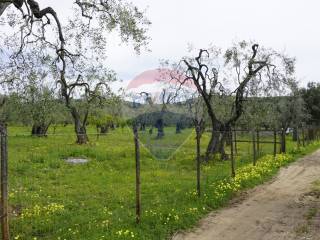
[0,124,319,239]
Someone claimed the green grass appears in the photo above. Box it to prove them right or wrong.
[5,125,320,240]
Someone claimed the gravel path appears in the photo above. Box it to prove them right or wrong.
[173,150,320,240]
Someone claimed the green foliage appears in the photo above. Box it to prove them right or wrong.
[88,112,126,133]
[239,95,308,130]
[300,82,320,124]
[1,75,68,128]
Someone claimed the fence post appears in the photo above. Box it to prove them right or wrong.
[133,124,141,224]
[280,129,286,153]
[302,128,305,147]
[273,129,277,157]
[234,129,238,155]
[196,124,201,197]
[0,123,9,240]
[297,128,300,149]
[252,131,256,166]
[256,130,260,157]
[230,130,235,178]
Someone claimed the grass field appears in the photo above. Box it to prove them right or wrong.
[5,125,320,239]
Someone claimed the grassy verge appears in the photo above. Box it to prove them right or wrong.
[5,126,320,239]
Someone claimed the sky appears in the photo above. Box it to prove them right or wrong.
[107,0,320,87]
[3,0,320,87]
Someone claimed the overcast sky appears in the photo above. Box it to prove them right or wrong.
[5,0,320,87]
[109,0,320,87]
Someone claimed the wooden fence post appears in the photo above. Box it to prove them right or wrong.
[234,129,238,155]
[133,124,141,224]
[252,131,257,166]
[196,124,201,197]
[0,123,9,240]
[297,128,300,149]
[273,130,277,157]
[256,130,260,157]
[280,129,286,153]
[230,130,235,178]
[297,128,301,148]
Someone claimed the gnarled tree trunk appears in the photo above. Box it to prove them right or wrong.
[75,122,88,144]
[206,128,229,161]
[71,107,88,144]
[292,127,298,141]
[176,122,182,134]
[100,125,109,134]
[205,118,231,161]
[155,118,164,138]
[31,123,50,137]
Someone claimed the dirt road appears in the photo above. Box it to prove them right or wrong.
[173,150,320,240]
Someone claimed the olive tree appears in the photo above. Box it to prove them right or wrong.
[300,82,320,125]
[20,77,58,136]
[0,0,150,143]
[89,94,123,135]
[170,41,295,160]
